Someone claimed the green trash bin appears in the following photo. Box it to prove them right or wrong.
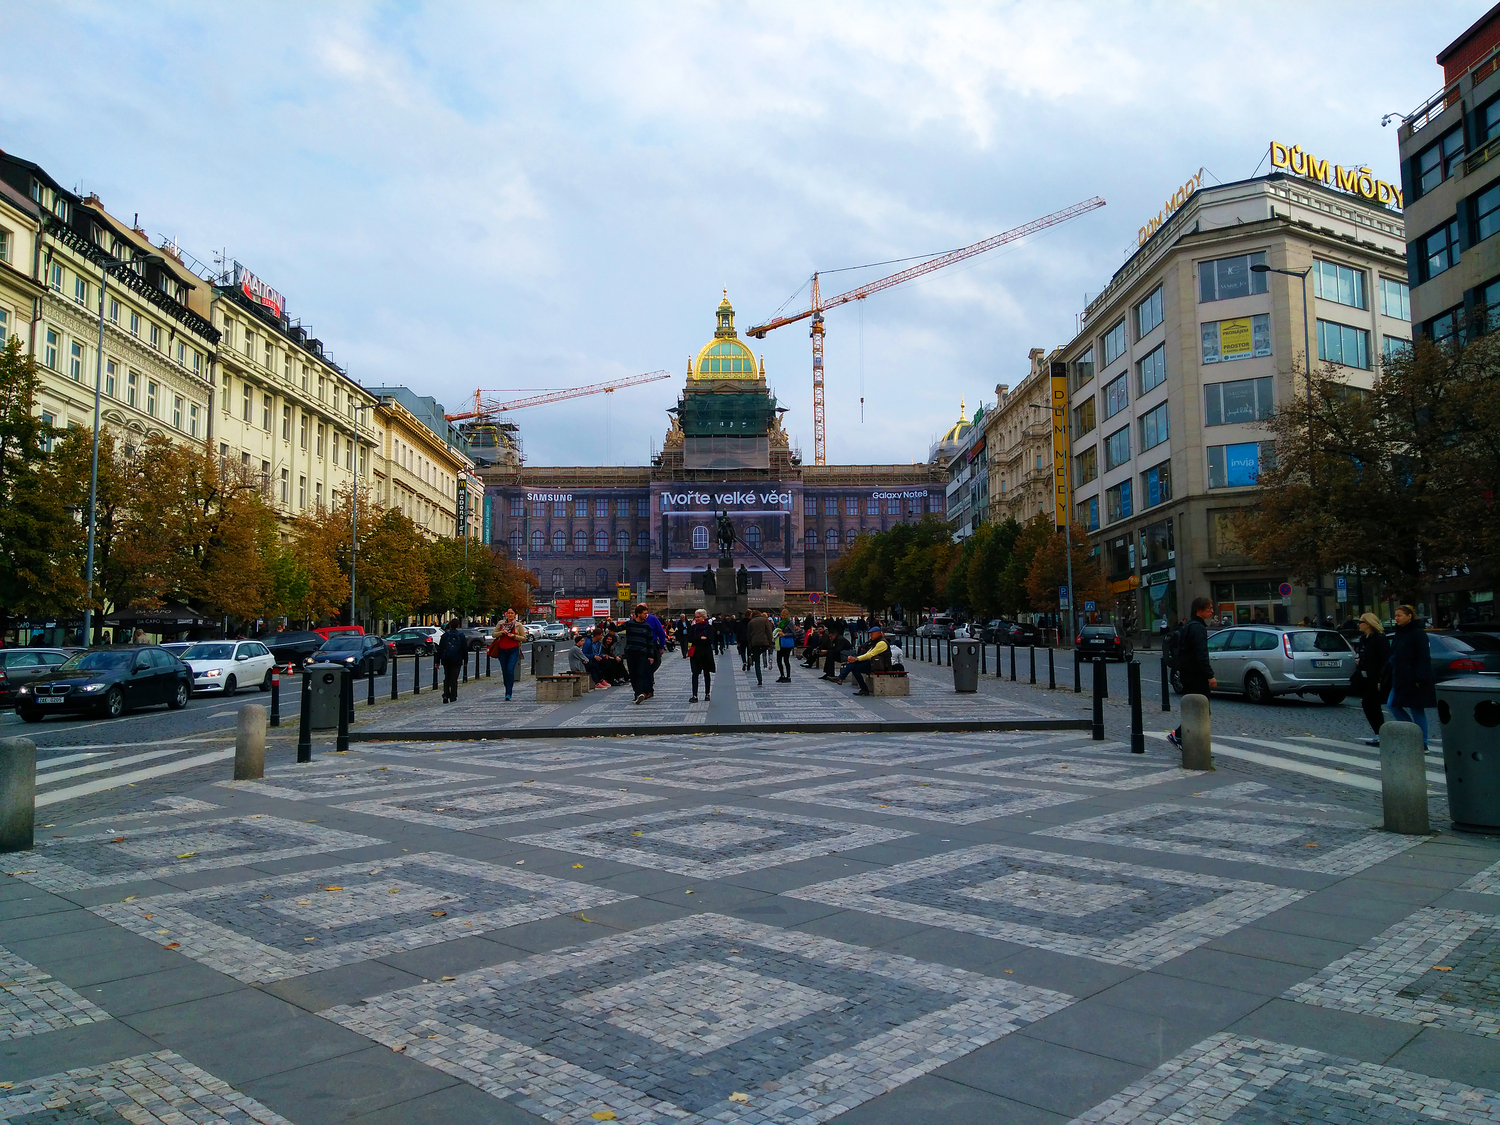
[1435,674,1500,831]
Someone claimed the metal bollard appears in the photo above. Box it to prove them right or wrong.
[233,704,267,780]
[391,653,399,700]
[336,667,352,752]
[269,673,281,727]
[347,666,357,725]
[368,663,376,705]
[1098,658,1109,699]
[1379,721,1429,835]
[1073,647,1081,693]
[1029,645,1036,685]
[1127,661,1144,754]
[413,651,421,695]
[1179,694,1213,770]
[0,737,36,853]
[1091,658,1105,741]
[1160,649,1171,711]
[296,672,313,763]
[432,654,439,691]
[980,643,986,675]
[1048,647,1055,690]
[1010,644,1017,682]
[486,651,492,678]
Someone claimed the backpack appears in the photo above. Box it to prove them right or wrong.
[1163,622,1187,670]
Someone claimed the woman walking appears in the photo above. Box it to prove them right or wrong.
[685,608,715,703]
[1387,605,1436,746]
[1355,612,1390,746]
[773,615,795,682]
[488,609,525,701]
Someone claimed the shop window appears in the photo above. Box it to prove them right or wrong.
[1208,441,1275,488]
[1135,285,1164,338]
[1140,518,1174,568]
[1317,320,1371,369]
[1075,445,1099,486]
[1102,320,1127,365]
[1102,372,1129,420]
[1140,402,1169,451]
[1201,314,1271,363]
[1141,461,1172,508]
[1106,480,1133,524]
[1205,377,1274,426]
[1379,277,1410,320]
[1199,252,1267,302]
[1107,534,1134,577]
[1104,425,1130,470]
[1138,344,1166,395]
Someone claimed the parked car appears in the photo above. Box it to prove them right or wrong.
[182,640,277,696]
[313,624,365,642]
[916,617,954,638]
[15,646,191,721]
[1205,625,1355,704]
[160,642,196,659]
[385,626,440,654]
[1076,624,1132,662]
[458,626,494,651]
[978,620,1006,643]
[1428,631,1500,681]
[524,622,547,638]
[261,630,324,671]
[1004,622,1042,645]
[541,622,572,641]
[306,633,389,675]
[0,648,73,707]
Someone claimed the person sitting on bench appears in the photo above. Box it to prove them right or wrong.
[835,627,892,695]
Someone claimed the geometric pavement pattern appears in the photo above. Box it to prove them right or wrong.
[1285,908,1500,1039]
[765,736,993,766]
[769,773,1087,824]
[90,853,632,984]
[0,1050,296,1124]
[344,743,667,772]
[584,756,852,791]
[1070,1032,1500,1124]
[322,914,1075,1124]
[939,750,1191,790]
[1036,802,1424,874]
[785,844,1306,968]
[213,760,491,801]
[0,943,112,1040]
[335,781,660,830]
[508,804,911,879]
[9,816,385,891]
[1459,858,1500,896]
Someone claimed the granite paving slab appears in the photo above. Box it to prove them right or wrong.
[584,756,853,791]
[1459,858,1500,896]
[0,942,112,1040]
[770,773,1087,824]
[335,780,661,830]
[214,760,491,801]
[940,750,1191,790]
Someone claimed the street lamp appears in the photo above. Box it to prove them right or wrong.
[349,403,374,629]
[83,251,164,646]
[1250,261,1324,624]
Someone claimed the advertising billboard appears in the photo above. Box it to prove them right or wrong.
[233,263,285,320]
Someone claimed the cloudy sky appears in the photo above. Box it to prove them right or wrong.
[0,2,1477,467]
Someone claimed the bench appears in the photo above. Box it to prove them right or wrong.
[535,674,584,702]
[869,671,910,697]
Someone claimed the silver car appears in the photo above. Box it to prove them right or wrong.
[1206,625,1355,704]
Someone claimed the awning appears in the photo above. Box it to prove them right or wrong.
[103,603,213,629]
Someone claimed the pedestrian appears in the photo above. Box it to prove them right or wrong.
[1354,612,1390,746]
[736,613,750,671]
[774,615,795,682]
[437,619,468,703]
[1387,604,1436,746]
[1166,596,1216,749]
[487,608,525,701]
[820,626,850,680]
[686,608,715,702]
[834,626,892,695]
[679,615,692,659]
[746,609,774,686]
[623,603,666,704]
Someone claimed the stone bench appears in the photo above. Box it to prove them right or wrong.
[869,671,909,697]
[535,675,584,702]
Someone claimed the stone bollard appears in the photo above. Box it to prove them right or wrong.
[1180,694,1213,770]
[234,704,267,780]
[1380,721,1429,835]
[0,737,37,853]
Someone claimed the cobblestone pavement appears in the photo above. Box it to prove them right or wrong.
[3,714,1497,1124]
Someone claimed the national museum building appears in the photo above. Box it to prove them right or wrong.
[479,295,946,602]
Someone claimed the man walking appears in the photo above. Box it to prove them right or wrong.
[437,620,468,703]
[1167,597,1216,748]
[745,609,774,686]
[623,603,666,704]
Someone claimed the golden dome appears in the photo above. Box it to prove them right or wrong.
[691,291,762,380]
[939,399,971,444]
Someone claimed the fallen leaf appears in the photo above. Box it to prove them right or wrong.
[142,914,153,920]
[306,820,318,823]
[163,942,180,950]
[0,1081,13,1089]
[391,1044,406,1053]
[591,1113,617,1121]
[430,911,447,917]
[122,895,136,901]
[304,937,316,943]
[630,831,644,837]
[110,837,125,843]
[322,886,343,892]
[572,863,584,869]
[296,900,313,906]
[176,853,197,859]
[515,860,525,865]
[1303,843,1320,848]
[389,888,401,894]
[1003,969,1014,974]
[1433,965,1453,971]
[156,929,170,934]
[440,975,456,981]
[426,1034,439,1039]
[728,1092,751,1103]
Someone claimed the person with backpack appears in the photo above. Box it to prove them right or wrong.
[1166,597,1216,749]
[745,609,774,686]
[486,609,525,701]
[773,615,796,682]
[437,620,469,703]
[623,603,666,704]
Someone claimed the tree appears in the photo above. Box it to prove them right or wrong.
[1025,524,1103,614]
[998,514,1052,615]
[968,518,1020,620]
[359,508,429,622]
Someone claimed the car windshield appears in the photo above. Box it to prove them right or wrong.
[59,650,135,671]
[320,637,362,650]
[1289,631,1351,653]
[1081,627,1114,637]
[184,643,236,661]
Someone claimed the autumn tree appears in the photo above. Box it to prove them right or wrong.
[359,508,429,622]
[1025,524,1104,615]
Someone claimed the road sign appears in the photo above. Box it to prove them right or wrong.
[1335,576,1348,603]
[1059,585,1070,609]
[616,584,631,602]
[1084,601,1096,613]
[1278,582,1293,598]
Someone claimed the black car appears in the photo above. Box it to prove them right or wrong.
[0,648,74,707]
[261,630,324,670]
[1003,622,1042,645]
[1076,624,1133,662]
[1428,631,1500,680]
[384,628,438,655]
[307,633,390,675]
[15,646,191,721]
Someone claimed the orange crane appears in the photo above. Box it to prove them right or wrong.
[746,197,1106,465]
[444,369,673,423]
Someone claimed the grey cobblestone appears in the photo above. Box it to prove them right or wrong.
[770,773,1087,824]
[586,757,852,791]
[1459,858,1500,896]
[0,944,111,1040]
[336,779,661,829]
[214,760,490,801]
[940,750,1188,790]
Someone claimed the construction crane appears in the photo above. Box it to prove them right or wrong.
[444,369,673,423]
[746,197,1106,465]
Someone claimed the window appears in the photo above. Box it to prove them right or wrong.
[1104,425,1131,470]
[48,262,61,290]
[1312,260,1366,309]
[553,500,567,518]
[148,324,160,350]
[804,528,818,550]
[1208,441,1274,488]
[1102,319,1127,365]
[844,527,857,546]
[804,496,817,516]
[39,412,54,452]
[1075,445,1099,485]
[298,475,307,508]
[1137,344,1166,395]
[531,500,545,519]
[43,328,57,369]
[1142,460,1172,508]
[0,307,7,344]
[509,497,523,517]
[551,530,565,552]
[596,529,610,552]
[314,482,322,508]
[261,395,271,431]
[1073,396,1096,438]
[1205,377,1274,425]
[531,529,543,553]
[573,500,587,518]
[1201,314,1271,363]
[238,384,249,422]
[1102,371,1129,420]
[1199,252,1268,302]
[0,228,8,262]
[866,497,879,515]
[172,396,183,429]
[175,341,184,365]
[68,340,82,381]
[825,528,839,552]
[573,567,586,589]
[188,403,199,437]
[126,370,137,407]
[129,311,140,337]
[573,530,587,552]
[1482,94,1500,143]
[74,276,88,305]
[595,499,608,517]
[637,530,650,550]
[299,414,308,449]
[1419,219,1460,280]
[104,359,116,397]
[637,498,650,517]
[1105,480,1133,523]
[617,499,630,517]
[1476,184,1500,245]
[1074,347,1094,388]
[1417,126,1465,194]
[279,470,289,503]
[1428,305,1465,345]
[747,524,763,549]
[1076,496,1099,531]
[146,381,158,417]
[1379,277,1411,320]
[282,405,291,440]
[1317,319,1371,369]
[1135,285,1164,337]
[109,299,119,324]
[316,424,325,459]
[596,567,609,589]
[1382,334,1412,360]
[844,496,858,516]
[1140,402,1169,451]
[616,530,629,553]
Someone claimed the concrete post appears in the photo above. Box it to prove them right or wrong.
[0,737,36,853]
[1180,694,1213,770]
[1380,721,1429,835]
[233,704,267,780]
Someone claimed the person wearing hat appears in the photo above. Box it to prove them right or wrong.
[834,625,892,696]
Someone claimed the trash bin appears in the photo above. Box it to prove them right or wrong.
[308,665,346,730]
[951,639,980,693]
[1436,674,1500,831]
[531,639,556,678]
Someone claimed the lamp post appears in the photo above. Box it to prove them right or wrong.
[1250,261,1321,624]
[349,403,373,630]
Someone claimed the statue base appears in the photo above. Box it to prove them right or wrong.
[710,564,746,617]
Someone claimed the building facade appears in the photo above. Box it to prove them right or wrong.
[984,347,1058,526]
[941,402,990,542]
[1058,171,1408,636]
[0,179,44,364]
[367,391,476,540]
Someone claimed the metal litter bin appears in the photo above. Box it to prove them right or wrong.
[951,639,980,693]
[1436,674,1500,831]
[531,639,556,677]
[308,665,346,730]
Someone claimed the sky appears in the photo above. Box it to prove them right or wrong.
[0,1,1481,468]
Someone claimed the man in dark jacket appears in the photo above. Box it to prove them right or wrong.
[437,620,468,703]
[1387,604,1435,746]
[623,603,666,704]
[1167,597,1216,748]
[745,610,775,686]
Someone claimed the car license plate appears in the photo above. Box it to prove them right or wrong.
[1314,659,1340,668]
[37,696,65,704]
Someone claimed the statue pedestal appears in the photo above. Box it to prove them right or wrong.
[711,563,746,616]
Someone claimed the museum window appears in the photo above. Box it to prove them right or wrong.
[1140,402,1169,451]
[1141,460,1172,508]
[550,568,564,590]
[637,498,650,517]
[1418,219,1460,281]
[804,497,816,516]
[594,499,607,517]
[1076,495,1099,531]
[596,567,609,589]
[804,528,818,550]
[1207,441,1275,488]
[1105,480,1132,524]
[1102,372,1129,420]
[1416,126,1464,195]
[1199,252,1267,302]
[1205,377,1274,426]
[529,500,544,519]
[616,530,629,553]
[509,497,523,517]
[551,530,565,552]
[1102,319,1127,366]
[1104,425,1131,471]
[1073,346,1094,389]
[574,530,587,552]
[1073,396,1096,438]
[1137,344,1166,396]
[746,524,762,550]
[554,501,567,517]
[825,528,839,553]
[574,568,586,589]
[1379,277,1410,320]
[594,529,609,552]
[616,499,629,517]
[530,529,543,553]
[1316,320,1370,370]
[637,530,650,550]
[1075,445,1099,486]
[866,497,879,515]
[1134,285,1164,338]
[508,530,522,555]
[845,496,858,515]
[1312,260,1366,309]
[845,528,858,546]
[573,500,587,518]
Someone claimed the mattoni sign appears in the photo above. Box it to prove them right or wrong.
[1269,142,1402,209]
[1137,169,1205,247]
[234,264,285,320]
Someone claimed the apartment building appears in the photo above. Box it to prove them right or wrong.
[1057,171,1408,635]
[0,179,43,360]
[983,347,1057,526]
[367,388,477,540]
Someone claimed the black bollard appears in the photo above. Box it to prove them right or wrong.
[296,672,312,762]
[1099,658,1109,699]
[1128,660,1145,753]
[391,652,400,700]
[368,662,376,705]
[413,651,421,695]
[347,665,357,725]
[432,653,439,691]
[486,650,492,678]
[1160,649,1171,712]
[1029,645,1036,685]
[1092,658,1106,741]
[1073,647,1081,694]
[1048,646,1055,690]
[336,667,351,753]
[980,642,987,675]
[1010,644,1017,682]
[462,649,469,683]
[269,673,280,727]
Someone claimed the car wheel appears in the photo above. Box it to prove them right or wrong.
[222,675,237,698]
[1317,690,1347,705]
[168,681,189,710]
[1244,670,1273,704]
[259,669,273,692]
[101,686,125,719]
[18,706,42,723]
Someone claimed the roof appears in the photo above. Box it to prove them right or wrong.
[1437,1,1500,63]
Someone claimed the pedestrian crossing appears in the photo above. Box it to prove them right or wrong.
[34,737,234,808]
[1145,730,1447,794]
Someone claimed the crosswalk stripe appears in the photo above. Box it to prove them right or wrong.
[1144,731,1382,792]
[1215,734,1446,788]
[1289,734,1443,757]
[36,751,109,771]
[36,744,231,787]
[36,749,235,808]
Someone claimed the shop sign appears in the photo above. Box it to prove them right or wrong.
[234,264,285,319]
[1144,568,1172,587]
[1049,362,1071,528]
[527,491,573,502]
[555,597,596,619]
[1269,142,1402,209]
[871,490,930,500]
[1137,169,1206,246]
[966,436,986,462]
